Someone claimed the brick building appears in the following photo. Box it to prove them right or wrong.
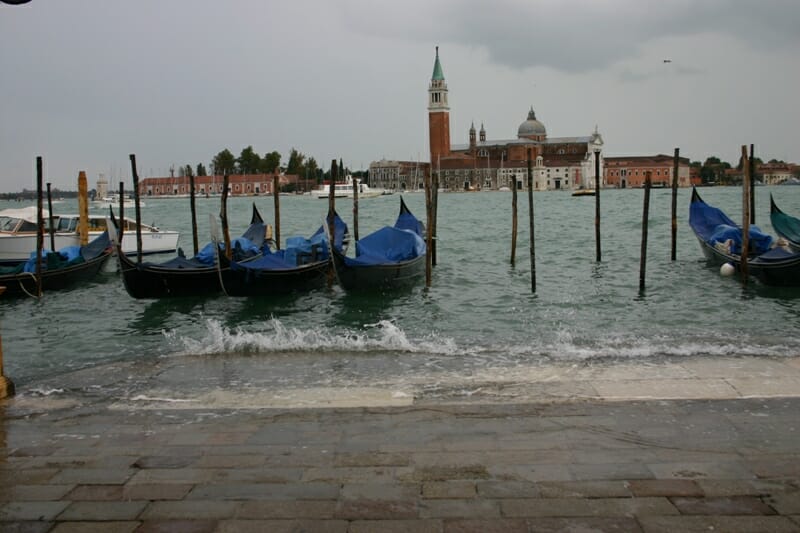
[138,172,299,197]
[604,155,691,188]
[369,159,431,191]
[423,47,605,192]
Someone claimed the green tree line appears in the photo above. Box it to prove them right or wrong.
[690,156,796,185]
[173,146,357,185]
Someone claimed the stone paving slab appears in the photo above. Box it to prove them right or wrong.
[1,356,800,530]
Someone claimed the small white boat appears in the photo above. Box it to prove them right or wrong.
[311,175,388,199]
[0,206,179,265]
[92,195,144,209]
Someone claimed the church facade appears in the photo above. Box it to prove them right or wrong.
[426,48,605,192]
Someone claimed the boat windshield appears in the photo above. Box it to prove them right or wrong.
[0,216,20,232]
[57,217,78,232]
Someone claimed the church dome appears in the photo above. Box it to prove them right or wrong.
[518,107,546,138]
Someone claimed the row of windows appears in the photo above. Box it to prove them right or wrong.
[608,169,671,176]
[149,183,269,194]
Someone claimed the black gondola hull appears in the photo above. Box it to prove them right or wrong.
[0,251,112,297]
[331,247,425,291]
[116,250,222,299]
[218,254,329,296]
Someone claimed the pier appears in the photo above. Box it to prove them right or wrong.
[1,355,799,531]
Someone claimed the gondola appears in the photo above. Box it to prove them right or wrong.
[769,194,800,252]
[218,211,348,296]
[689,188,800,286]
[111,204,266,299]
[0,230,113,298]
[331,196,426,291]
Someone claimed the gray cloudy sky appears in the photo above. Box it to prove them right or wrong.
[2,0,798,192]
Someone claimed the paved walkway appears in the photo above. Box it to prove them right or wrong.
[1,355,799,532]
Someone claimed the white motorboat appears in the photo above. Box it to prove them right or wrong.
[311,175,389,199]
[92,194,144,209]
[0,206,179,265]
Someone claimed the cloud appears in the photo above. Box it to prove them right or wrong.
[342,0,800,73]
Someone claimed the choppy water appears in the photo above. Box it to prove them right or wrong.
[2,186,800,402]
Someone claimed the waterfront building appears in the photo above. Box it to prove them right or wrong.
[368,159,431,191]
[759,163,795,185]
[138,172,299,197]
[424,47,605,192]
[604,155,691,188]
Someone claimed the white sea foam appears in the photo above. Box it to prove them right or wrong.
[166,318,459,357]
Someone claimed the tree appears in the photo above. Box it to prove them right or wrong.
[700,156,731,184]
[736,155,763,170]
[196,163,207,176]
[184,165,194,177]
[237,146,261,175]
[212,149,236,175]
[303,157,320,190]
[286,148,306,175]
[261,151,281,173]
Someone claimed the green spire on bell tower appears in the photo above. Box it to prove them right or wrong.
[432,46,444,81]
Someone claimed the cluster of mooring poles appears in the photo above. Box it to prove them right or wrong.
[509,148,689,294]
[0,156,93,398]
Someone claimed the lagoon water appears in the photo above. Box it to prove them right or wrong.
[2,186,800,405]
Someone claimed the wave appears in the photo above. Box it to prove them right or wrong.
[164,318,460,357]
[161,318,798,364]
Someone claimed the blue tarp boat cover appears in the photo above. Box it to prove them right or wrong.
[344,227,425,267]
[194,237,261,266]
[19,231,110,272]
[690,196,773,255]
[708,224,773,255]
[233,213,348,271]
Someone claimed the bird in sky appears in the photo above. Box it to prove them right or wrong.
[663,59,672,63]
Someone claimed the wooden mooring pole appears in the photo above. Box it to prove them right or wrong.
[77,171,89,247]
[118,181,125,244]
[128,155,143,264]
[639,171,652,292]
[328,160,338,288]
[749,144,756,225]
[425,166,433,288]
[46,182,56,252]
[189,173,199,256]
[431,169,439,266]
[510,174,517,266]
[353,174,359,242]
[35,157,44,298]
[741,146,751,285]
[671,148,679,261]
[0,286,15,399]
[273,174,281,249]
[594,150,601,262]
[220,174,231,259]
[527,149,536,293]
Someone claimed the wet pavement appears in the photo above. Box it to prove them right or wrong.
[1,355,799,532]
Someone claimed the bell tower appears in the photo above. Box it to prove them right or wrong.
[428,46,450,167]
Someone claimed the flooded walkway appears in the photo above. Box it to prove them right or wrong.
[1,355,799,532]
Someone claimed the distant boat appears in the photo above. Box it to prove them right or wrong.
[0,207,179,264]
[0,231,113,297]
[311,175,388,199]
[92,195,144,209]
[572,188,596,197]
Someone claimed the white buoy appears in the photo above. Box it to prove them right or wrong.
[720,263,735,277]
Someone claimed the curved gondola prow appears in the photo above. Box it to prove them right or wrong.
[250,202,264,225]
[690,186,702,205]
[770,193,783,215]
